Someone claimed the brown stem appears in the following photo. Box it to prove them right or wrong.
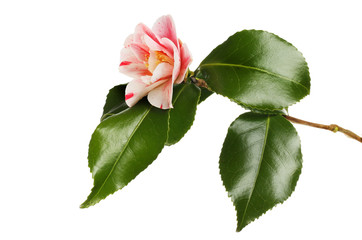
[284,115,362,143]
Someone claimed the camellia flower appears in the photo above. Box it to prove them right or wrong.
[119,15,192,109]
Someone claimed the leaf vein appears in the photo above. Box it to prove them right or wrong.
[88,107,152,204]
[200,63,309,93]
[239,116,270,227]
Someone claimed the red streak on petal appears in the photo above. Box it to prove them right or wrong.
[125,93,134,100]
[160,104,163,109]
[120,61,132,66]
[142,70,153,76]
[155,75,172,83]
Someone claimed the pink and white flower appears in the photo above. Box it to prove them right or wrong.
[119,15,192,109]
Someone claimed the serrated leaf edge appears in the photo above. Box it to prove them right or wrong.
[218,113,303,231]
[81,105,170,208]
[238,116,270,229]
[195,29,311,112]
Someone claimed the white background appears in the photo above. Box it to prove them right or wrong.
[1,0,361,239]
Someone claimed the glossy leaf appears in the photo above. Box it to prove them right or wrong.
[81,100,169,208]
[166,83,201,145]
[101,84,128,121]
[198,87,213,104]
[220,112,302,231]
[249,108,286,115]
[196,30,310,111]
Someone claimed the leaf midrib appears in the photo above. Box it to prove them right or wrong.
[200,63,309,93]
[89,106,152,204]
[239,117,270,229]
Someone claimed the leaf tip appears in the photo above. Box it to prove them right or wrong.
[79,200,91,209]
[236,216,252,232]
[79,193,98,209]
[79,203,87,209]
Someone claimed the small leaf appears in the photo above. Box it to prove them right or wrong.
[196,30,310,111]
[101,84,128,121]
[219,112,302,231]
[81,100,169,208]
[166,83,201,145]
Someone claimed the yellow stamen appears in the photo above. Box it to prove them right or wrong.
[155,51,173,65]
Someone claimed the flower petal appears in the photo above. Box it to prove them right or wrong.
[144,34,172,58]
[133,23,159,47]
[147,80,174,109]
[120,47,138,63]
[147,51,159,73]
[124,34,134,47]
[129,43,149,62]
[152,15,178,48]
[175,43,192,84]
[125,79,149,107]
[160,38,181,83]
[119,63,151,79]
[150,62,173,83]
[119,48,151,78]
[125,78,167,107]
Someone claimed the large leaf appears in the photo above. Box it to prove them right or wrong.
[101,84,128,121]
[166,83,201,145]
[81,100,169,208]
[219,112,302,231]
[196,30,310,111]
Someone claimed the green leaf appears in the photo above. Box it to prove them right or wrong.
[101,84,128,121]
[81,100,169,208]
[196,30,310,111]
[247,108,286,115]
[166,83,201,145]
[198,87,213,104]
[219,112,302,231]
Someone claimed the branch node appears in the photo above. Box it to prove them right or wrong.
[190,76,210,89]
[331,125,339,133]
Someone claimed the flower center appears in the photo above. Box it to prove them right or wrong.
[146,51,174,73]
[154,51,173,65]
